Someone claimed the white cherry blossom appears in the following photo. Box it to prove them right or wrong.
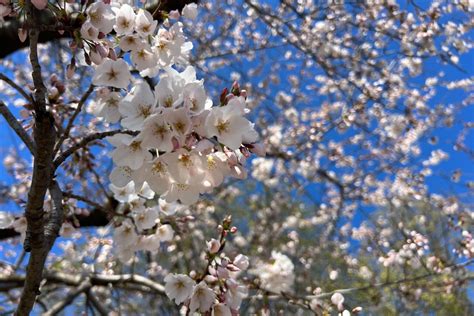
[164,274,195,305]
[206,105,254,150]
[86,2,115,34]
[156,224,174,242]
[135,9,157,38]
[189,281,216,313]
[119,81,156,129]
[182,3,198,20]
[113,4,135,35]
[92,58,131,89]
[141,114,175,152]
[89,90,122,123]
[109,134,152,170]
[133,207,159,231]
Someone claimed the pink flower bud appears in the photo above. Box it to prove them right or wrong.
[331,293,344,311]
[204,275,218,283]
[171,137,180,151]
[18,28,27,42]
[230,164,247,179]
[66,62,76,79]
[50,74,58,84]
[90,50,103,65]
[207,238,220,254]
[240,147,250,158]
[249,142,266,157]
[230,226,238,233]
[220,88,228,105]
[231,81,240,95]
[217,266,229,279]
[69,40,77,51]
[97,88,110,98]
[225,264,240,272]
[169,10,180,20]
[31,0,48,10]
[225,94,234,104]
[96,44,109,58]
[108,48,117,60]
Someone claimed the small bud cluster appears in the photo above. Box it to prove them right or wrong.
[378,231,429,268]
[164,217,249,314]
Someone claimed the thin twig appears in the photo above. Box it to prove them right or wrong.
[53,129,139,169]
[43,279,92,316]
[0,101,36,155]
[53,84,95,155]
[86,289,110,316]
[0,73,33,103]
[62,191,106,211]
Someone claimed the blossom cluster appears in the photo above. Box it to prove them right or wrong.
[83,2,262,207]
[378,231,429,268]
[250,251,295,294]
[164,221,249,314]
[110,181,183,262]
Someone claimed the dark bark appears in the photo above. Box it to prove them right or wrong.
[0,208,110,240]
[0,0,199,59]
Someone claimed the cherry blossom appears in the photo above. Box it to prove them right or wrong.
[164,274,196,304]
[92,58,131,89]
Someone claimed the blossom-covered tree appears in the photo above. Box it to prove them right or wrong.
[0,0,473,315]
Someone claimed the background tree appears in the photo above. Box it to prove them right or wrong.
[0,0,473,315]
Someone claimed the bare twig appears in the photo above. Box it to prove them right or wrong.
[53,129,139,169]
[62,191,107,212]
[86,289,110,316]
[0,101,36,154]
[0,73,33,103]
[43,279,92,316]
[53,84,95,156]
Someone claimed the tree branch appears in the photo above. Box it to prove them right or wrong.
[43,279,92,316]
[15,4,58,314]
[0,73,33,103]
[53,129,139,169]
[86,289,110,316]
[0,272,166,295]
[53,84,95,156]
[0,1,199,59]
[0,101,36,154]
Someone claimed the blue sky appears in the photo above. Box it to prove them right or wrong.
[0,1,473,312]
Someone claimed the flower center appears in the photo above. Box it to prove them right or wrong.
[216,120,230,134]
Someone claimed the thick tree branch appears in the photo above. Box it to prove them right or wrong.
[0,272,166,295]
[15,4,58,314]
[0,1,199,59]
